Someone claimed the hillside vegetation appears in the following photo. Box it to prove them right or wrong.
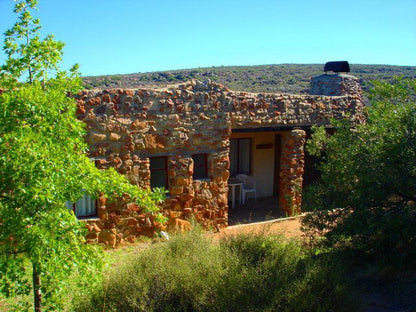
[82,63,416,93]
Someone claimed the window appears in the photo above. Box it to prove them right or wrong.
[230,138,251,176]
[66,194,97,218]
[192,154,208,179]
[150,156,168,189]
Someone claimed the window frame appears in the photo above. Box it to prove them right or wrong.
[192,153,209,180]
[230,138,252,176]
[66,194,98,219]
[149,156,168,189]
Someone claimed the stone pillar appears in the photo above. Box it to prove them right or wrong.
[166,155,194,216]
[126,156,150,189]
[278,129,306,216]
[209,152,230,228]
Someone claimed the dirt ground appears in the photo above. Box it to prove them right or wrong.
[215,215,304,241]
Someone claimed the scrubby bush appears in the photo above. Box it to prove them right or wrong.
[73,230,358,312]
[303,78,416,266]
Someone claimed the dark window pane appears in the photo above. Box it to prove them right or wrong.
[192,154,208,179]
[150,157,166,170]
[150,170,167,189]
[150,157,167,189]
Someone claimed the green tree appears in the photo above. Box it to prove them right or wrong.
[303,78,416,265]
[0,1,164,311]
[1,0,65,83]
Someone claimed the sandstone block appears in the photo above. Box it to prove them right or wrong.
[176,176,189,186]
[88,97,101,106]
[98,231,117,248]
[97,207,108,220]
[166,218,192,233]
[170,186,184,196]
[155,135,167,148]
[89,132,107,143]
[221,170,230,181]
[109,133,122,141]
[200,189,212,201]
[86,232,98,240]
[170,210,182,218]
[173,202,182,211]
[76,101,86,114]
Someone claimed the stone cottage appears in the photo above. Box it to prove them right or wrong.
[74,73,364,246]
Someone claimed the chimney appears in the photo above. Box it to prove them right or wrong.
[310,61,362,97]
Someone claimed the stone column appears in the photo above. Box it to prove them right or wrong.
[278,129,306,216]
[209,152,230,228]
[165,156,194,217]
[125,156,150,189]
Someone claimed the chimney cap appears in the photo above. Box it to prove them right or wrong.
[324,61,350,73]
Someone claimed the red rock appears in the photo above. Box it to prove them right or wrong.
[76,103,86,114]
[131,120,147,130]
[88,97,101,106]
[97,207,108,220]
[176,176,189,186]
[127,202,139,211]
[92,224,101,232]
[109,133,121,141]
[98,231,116,248]
[102,94,111,103]
[112,94,120,104]
[144,134,157,149]
[86,232,98,240]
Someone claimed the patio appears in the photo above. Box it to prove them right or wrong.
[228,196,285,226]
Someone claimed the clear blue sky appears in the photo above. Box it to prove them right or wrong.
[0,0,415,76]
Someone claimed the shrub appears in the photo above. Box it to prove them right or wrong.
[303,78,416,266]
[73,230,358,312]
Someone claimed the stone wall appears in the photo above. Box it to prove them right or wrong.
[84,193,164,247]
[75,77,364,244]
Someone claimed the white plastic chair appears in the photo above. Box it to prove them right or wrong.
[236,174,257,205]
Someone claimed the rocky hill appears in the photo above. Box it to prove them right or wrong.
[82,64,416,94]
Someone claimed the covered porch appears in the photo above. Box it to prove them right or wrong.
[228,128,306,218]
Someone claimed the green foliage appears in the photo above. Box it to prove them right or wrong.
[0,1,164,310]
[0,0,68,84]
[0,77,164,311]
[303,78,416,266]
[73,231,358,312]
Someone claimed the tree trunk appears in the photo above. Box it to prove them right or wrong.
[32,263,42,312]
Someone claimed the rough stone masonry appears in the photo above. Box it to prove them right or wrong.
[75,73,364,247]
